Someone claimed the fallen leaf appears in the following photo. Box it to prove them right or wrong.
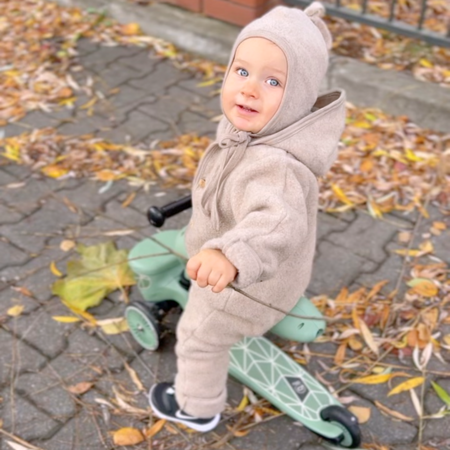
[124,362,145,391]
[67,382,93,395]
[60,240,76,252]
[7,305,24,317]
[50,261,63,277]
[353,374,392,384]
[144,420,166,438]
[52,316,81,323]
[407,278,438,297]
[431,381,450,407]
[388,377,425,396]
[348,406,371,424]
[112,427,144,446]
[97,317,129,335]
[374,401,414,421]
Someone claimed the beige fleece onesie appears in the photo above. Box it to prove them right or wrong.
[174,4,347,418]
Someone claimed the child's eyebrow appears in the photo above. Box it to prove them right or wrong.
[233,58,286,77]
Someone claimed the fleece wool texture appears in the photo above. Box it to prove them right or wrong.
[174,2,347,418]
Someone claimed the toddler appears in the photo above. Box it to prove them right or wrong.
[149,1,346,432]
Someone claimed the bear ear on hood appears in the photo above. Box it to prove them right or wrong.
[304,1,333,50]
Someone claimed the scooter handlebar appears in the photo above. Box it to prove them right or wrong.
[147,195,192,227]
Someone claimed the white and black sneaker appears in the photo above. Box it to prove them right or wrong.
[149,382,220,432]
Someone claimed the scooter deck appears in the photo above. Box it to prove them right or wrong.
[229,336,343,440]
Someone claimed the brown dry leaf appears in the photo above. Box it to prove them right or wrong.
[124,362,145,391]
[144,420,166,438]
[112,427,145,446]
[60,240,76,252]
[348,406,371,423]
[11,286,33,297]
[374,401,414,422]
[67,382,93,395]
[335,341,347,365]
[226,425,250,437]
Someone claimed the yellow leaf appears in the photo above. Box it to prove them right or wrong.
[60,240,76,252]
[394,249,421,257]
[121,23,141,36]
[3,144,21,162]
[61,300,97,325]
[197,77,222,87]
[388,377,425,396]
[41,165,69,179]
[236,395,249,412]
[353,374,392,384]
[407,278,438,297]
[79,97,97,110]
[97,317,129,335]
[419,58,433,68]
[334,341,347,366]
[432,221,447,231]
[124,362,145,391]
[50,261,63,277]
[331,184,353,205]
[348,406,371,424]
[7,305,24,317]
[58,96,77,107]
[52,316,81,323]
[404,148,423,162]
[112,427,144,446]
[144,420,166,438]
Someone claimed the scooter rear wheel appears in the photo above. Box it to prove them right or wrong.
[316,405,361,448]
[126,301,161,351]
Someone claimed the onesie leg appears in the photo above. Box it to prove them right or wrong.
[174,292,250,418]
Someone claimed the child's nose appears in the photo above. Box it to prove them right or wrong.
[241,79,259,98]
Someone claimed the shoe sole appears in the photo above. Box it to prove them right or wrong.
[148,385,221,433]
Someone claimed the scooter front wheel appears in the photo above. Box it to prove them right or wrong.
[125,301,161,351]
[317,405,361,448]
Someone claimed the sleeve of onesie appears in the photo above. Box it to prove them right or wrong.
[200,153,309,289]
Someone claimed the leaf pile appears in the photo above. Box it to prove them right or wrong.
[2,102,449,216]
[0,0,224,124]
[325,0,450,88]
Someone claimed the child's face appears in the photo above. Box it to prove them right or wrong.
[222,38,287,134]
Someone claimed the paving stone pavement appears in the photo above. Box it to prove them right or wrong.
[1,40,450,450]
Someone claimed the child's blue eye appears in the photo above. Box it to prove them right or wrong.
[237,68,248,77]
[268,78,280,87]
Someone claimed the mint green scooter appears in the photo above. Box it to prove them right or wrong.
[125,195,361,448]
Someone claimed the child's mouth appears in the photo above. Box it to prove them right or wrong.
[237,104,258,114]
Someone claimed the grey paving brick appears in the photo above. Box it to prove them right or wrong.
[326,212,406,263]
[178,110,219,137]
[15,371,77,421]
[0,176,56,215]
[178,75,223,98]
[0,197,85,254]
[189,93,221,119]
[351,396,417,445]
[3,308,74,359]
[316,211,350,240]
[0,391,60,441]
[95,62,143,90]
[1,163,31,180]
[354,242,407,295]
[40,410,106,450]
[308,240,377,296]
[103,197,150,230]
[0,328,46,386]
[108,83,156,110]
[138,95,188,125]
[129,61,192,93]
[57,115,110,136]
[16,110,69,130]
[79,43,144,69]
[102,109,168,145]
[75,38,100,57]
[58,327,126,373]
[110,49,160,76]
[0,203,24,224]
[56,179,126,213]
[2,123,28,138]
[0,286,41,317]
[0,168,17,186]
[0,240,29,270]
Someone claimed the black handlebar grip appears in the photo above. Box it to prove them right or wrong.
[147,195,192,227]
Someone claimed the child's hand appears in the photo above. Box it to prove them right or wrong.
[186,249,237,293]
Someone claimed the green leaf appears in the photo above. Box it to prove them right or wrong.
[431,381,450,407]
[51,242,136,311]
